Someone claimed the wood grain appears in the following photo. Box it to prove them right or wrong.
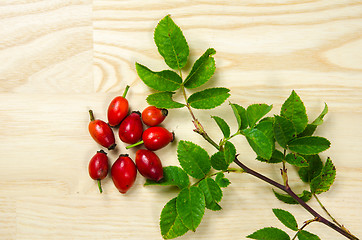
[0,0,361,239]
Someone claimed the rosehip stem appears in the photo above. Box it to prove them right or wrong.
[89,110,95,121]
[122,85,130,98]
[97,179,103,194]
[126,140,144,149]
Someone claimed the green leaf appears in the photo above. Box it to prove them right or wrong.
[272,209,298,231]
[135,63,182,91]
[299,103,328,137]
[230,103,248,130]
[298,155,323,183]
[160,198,189,239]
[154,15,189,70]
[247,227,290,240]
[247,104,273,128]
[188,87,230,109]
[215,172,231,188]
[273,115,296,149]
[285,153,309,167]
[184,48,216,89]
[177,141,211,179]
[288,136,330,155]
[145,166,190,189]
[211,116,230,138]
[257,149,284,164]
[146,92,184,109]
[211,151,228,171]
[297,230,321,240]
[176,186,205,231]
[280,90,308,134]
[198,178,223,211]
[273,190,312,205]
[224,141,236,164]
[256,120,274,141]
[310,158,336,194]
[243,128,273,160]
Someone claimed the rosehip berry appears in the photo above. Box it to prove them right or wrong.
[142,126,174,151]
[107,85,130,127]
[118,111,143,144]
[88,110,116,150]
[111,154,137,194]
[135,149,163,182]
[88,150,109,193]
[142,106,168,127]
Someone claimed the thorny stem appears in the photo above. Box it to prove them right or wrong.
[179,80,358,240]
[314,193,343,228]
[291,217,319,240]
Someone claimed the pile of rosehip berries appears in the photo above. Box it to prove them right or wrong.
[87,86,173,194]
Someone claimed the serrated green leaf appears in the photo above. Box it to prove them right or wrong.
[145,166,190,189]
[247,227,290,240]
[273,190,312,205]
[211,116,230,138]
[243,128,273,160]
[198,178,223,211]
[298,155,323,183]
[310,158,336,194]
[299,103,328,137]
[215,172,231,188]
[297,230,321,240]
[211,151,228,171]
[274,115,296,149]
[281,90,308,134]
[188,87,230,109]
[160,198,189,239]
[247,104,273,128]
[230,103,248,130]
[184,48,216,89]
[272,209,298,231]
[257,149,284,164]
[146,92,185,109]
[285,153,309,167]
[224,141,236,164]
[154,15,189,70]
[288,136,330,155]
[256,120,274,141]
[135,63,182,91]
[177,141,211,179]
[176,186,205,231]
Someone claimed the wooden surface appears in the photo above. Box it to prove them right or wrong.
[0,0,361,239]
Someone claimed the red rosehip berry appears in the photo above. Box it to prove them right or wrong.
[118,111,143,144]
[142,126,174,151]
[141,106,168,127]
[88,110,116,150]
[135,149,163,182]
[88,150,109,193]
[107,85,130,127]
[111,154,137,194]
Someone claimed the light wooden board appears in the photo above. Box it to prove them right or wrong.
[0,0,361,239]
